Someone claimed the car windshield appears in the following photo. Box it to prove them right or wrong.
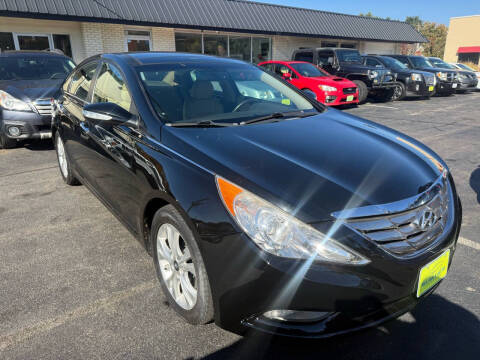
[0,55,75,80]
[337,50,362,63]
[379,56,408,71]
[456,63,475,71]
[137,62,319,125]
[428,58,455,69]
[289,63,327,77]
[410,57,434,68]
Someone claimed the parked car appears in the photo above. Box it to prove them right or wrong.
[292,48,397,103]
[53,52,461,338]
[258,60,359,106]
[0,50,75,149]
[384,55,458,96]
[427,57,478,93]
[449,63,480,90]
[362,55,436,100]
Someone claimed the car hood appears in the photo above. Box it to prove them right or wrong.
[0,79,63,102]
[162,109,444,223]
[414,66,456,74]
[310,76,357,87]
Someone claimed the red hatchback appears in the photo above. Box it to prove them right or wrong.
[259,61,359,106]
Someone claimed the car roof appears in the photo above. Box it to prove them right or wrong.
[100,52,250,67]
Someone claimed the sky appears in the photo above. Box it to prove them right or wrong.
[255,0,480,25]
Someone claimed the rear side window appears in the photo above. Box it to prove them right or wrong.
[68,61,98,101]
[93,62,132,112]
[294,51,313,63]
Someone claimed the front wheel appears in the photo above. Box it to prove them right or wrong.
[152,205,214,325]
[0,132,17,149]
[392,82,406,101]
[55,132,80,185]
[352,80,368,104]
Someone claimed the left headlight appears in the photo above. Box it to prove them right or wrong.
[411,73,423,82]
[318,85,337,92]
[216,176,369,264]
[0,90,31,112]
[436,72,447,81]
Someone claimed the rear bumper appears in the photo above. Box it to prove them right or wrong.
[1,110,52,140]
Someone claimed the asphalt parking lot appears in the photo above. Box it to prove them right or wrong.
[1,92,479,359]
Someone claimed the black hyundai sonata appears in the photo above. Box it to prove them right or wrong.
[53,52,461,338]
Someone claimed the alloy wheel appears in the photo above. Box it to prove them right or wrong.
[156,223,197,310]
[56,135,69,178]
[392,85,403,100]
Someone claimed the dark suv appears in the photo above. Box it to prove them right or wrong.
[384,55,458,96]
[0,51,75,149]
[362,55,437,100]
[427,57,478,93]
[292,48,397,103]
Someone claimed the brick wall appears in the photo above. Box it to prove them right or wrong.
[152,27,176,51]
[80,22,104,59]
[102,24,125,53]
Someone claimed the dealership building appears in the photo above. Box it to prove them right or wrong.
[0,0,426,64]
[444,15,480,66]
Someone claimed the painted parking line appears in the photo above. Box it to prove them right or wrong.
[0,280,157,351]
[364,104,398,110]
[458,237,480,251]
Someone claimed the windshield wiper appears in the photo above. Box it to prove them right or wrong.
[240,111,319,125]
[166,120,237,127]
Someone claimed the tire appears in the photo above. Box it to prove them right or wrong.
[392,82,406,101]
[352,80,368,104]
[0,131,17,149]
[54,132,80,185]
[152,205,214,325]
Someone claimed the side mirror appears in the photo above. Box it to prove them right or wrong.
[82,102,137,127]
[282,72,292,80]
[302,89,317,101]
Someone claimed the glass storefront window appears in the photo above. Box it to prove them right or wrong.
[252,37,271,64]
[18,35,50,51]
[175,33,202,54]
[174,33,271,63]
[204,35,228,57]
[229,37,250,61]
[0,32,14,52]
[53,34,73,57]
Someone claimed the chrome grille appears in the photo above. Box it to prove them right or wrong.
[332,173,452,257]
[33,99,53,116]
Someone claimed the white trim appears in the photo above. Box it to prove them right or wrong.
[450,14,480,20]
[13,32,53,51]
[124,29,152,51]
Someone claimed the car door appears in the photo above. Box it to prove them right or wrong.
[84,60,143,229]
[317,50,336,75]
[60,60,100,186]
[365,57,383,68]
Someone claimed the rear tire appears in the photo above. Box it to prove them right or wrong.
[152,205,214,325]
[0,132,17,149]
[55,132,80,186]
[352,80,368,104]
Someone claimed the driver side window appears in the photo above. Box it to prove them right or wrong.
[68,61,98,101]
[317,51,334,66]
[93,62,132,112]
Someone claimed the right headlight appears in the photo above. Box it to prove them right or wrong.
[436,72,447,81]
[216,176,369,264]
[0,90,31,112]
[411,73,423,82]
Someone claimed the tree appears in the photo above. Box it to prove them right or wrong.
[420,22,448,58]
[359,12,391,20]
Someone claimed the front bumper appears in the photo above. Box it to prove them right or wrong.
[1,109,52,140]
[321,90,359,106]
[406,81,435,97]
[436,81,457,94]
[204,196,461,338]
[457,79,478,91]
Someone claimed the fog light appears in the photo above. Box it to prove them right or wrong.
[8,126,20,136]
[325,95,337,103]
[263,310,332,323]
